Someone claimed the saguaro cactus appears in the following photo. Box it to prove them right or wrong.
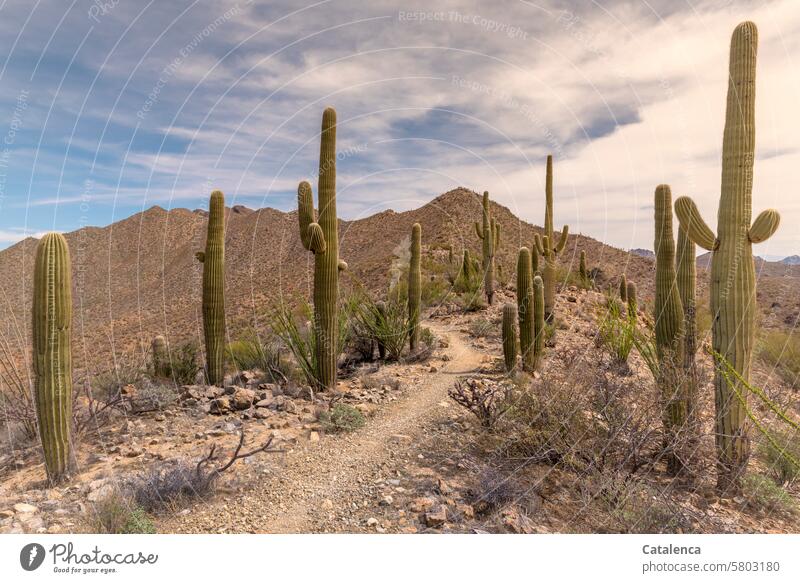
[626,281,638,323]
[32,232,75,483]
[674,22,780,492]
[516,247,535,372]
[298,107,344,390]
[533,155,569,323]
[533,275,545,371]
[654,184,686,476]
[579,250,589,286]
[152,335,170,377]
[408,223,422,351]
[475,191,500,305]
[619,273,628,302]
[196,190,226,386]
[502,303,518,372]
[676,224,698,418]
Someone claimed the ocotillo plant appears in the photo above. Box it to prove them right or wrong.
[32,232,75,483]
[408,223,422,351]
[502,303,518,372]
[196,190,226,386]
[619,273,628,302]
[152,335,170,378]
[674,22,780,493]
[533,155,569,323]
[474,191,500,305]
[676,224,697,418]
[626,281,638,322]
[654,184,686,476]
[516,247,535,372]
[533,275,545,371]
[298,108,346,391]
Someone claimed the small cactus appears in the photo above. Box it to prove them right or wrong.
[533,275,545,371]
[196,190,226,386]
[502,303,518,372]
[32,233,75,483]
[516,247,535,372]
[152,335,170,378]
[408,223,422,351]
[619,273,628,302]
[579,250,590,287]
[626,281,638,322]
[474,191,500,305]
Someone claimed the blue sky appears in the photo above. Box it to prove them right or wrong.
[0,0,798,256]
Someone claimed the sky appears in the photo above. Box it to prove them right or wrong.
[0,0,798,256]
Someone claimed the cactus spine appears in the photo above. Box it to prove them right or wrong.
[196,190,226,386]
[516,247,535,372]
[408,223,422,351]
[534,155,569,323]
[297,108,343,390]
[676,224,698,419]
[533,275,545,371]
[152,335,170,378]
[654,184,686,475]
[474,191,500,305]
[32,233,75,483]
[502,303,518,372]
[675,22,780,492]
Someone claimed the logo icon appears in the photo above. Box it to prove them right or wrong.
[20,543,46,571]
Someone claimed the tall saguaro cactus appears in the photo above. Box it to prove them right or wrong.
[654,184,686,475]
[676,224,698,418]
[516,247,535,372]
[474,191,500,305]
[32,233,75,483]
[298,107,344,390]
[502,303,518,372]
[674,22,780,492]
[534,155,569,323]
[408,223,422,351]
[196,190,226,386]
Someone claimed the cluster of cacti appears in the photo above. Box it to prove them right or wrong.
[196,190,226,386]
[534,155,569,323]
[297,107,345,391]
[474,191,500,305]
[675,22,780,493]
[502,303,518,372]
[152,335,170,377]
[408,223,422,351]
[654,184,687,475]
[515,247,545,372]
[32,233,75,483]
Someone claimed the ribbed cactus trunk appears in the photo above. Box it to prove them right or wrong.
[152,335,170,378]
[533,275,545,371]
[534,155,569,323]
[516,247,534,372]
[502,303,518,372]
[474,192,499,305]
[408,223,422,351]
[626,281,638,323]
[676,225,698,419]
[579,250,588,282]
[674,22,779,493]
[32,233,75,484]
[196,190,226,386]
[619,273,628,302]
[654,185,686,476]
[297,108,344,390]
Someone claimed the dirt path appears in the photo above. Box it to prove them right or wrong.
[162,319,482,533]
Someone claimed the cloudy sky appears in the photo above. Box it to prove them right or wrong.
[0,0,797,256]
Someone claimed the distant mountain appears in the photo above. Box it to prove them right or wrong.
[629,248,655,259]
[781,255,800,265]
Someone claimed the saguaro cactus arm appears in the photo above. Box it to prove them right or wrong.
[533,234,544,257]
[307,223,327,254]
[474,221,484,240]
[298,181,318,250]
[554,224,569,253]
[749,209,780,243]
[674,196,718,251]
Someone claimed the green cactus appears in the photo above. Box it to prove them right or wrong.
[579,250,589,286]
[375,301,387,360]
[196,190,226,386]
[619,273,628,302]
[533,155,569,323]
[674,22,780,492]
[531,244,539,274]
[152,335,170,378]
[448,245,454,265]
[32,232,75,483]
[408,223,422,351]
[474,191,500,305]
[297,108,344,390]
[533,275,545,371]
[676,224,698,419]
[502,303,518,372]
[516,247,535,372]
[626,281,638,322]
[654,184,686,476]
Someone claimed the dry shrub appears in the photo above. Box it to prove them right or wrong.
[449,378,511,428]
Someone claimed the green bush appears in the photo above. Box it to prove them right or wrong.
[351,294,409,361]
[320,403,365,433]
[597,295,636,364]
[759,431,800,485]
[468,317,494,338]
[741,474,798,518]
[87,493,156,534]
[168,341,201,385]
[757,330,800,388]
[226,331,290,382]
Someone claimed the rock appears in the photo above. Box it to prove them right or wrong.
[456,503,475,520]
[0,510,13,519]
[282,400,297,414]
[20,514,45,531]
[309,431,320,443]
[366,517,379,527]
[283,384,302,398]
[254,409,272,420]
[567,296,577,303]
[380,495,393,506]
[424,506,447,527]
[255,398,274,408]
[410,497,435,513]
[321,499,334,510]
[13,503,38,514]
[209,396,232,414]
[501,507,534,534]
[232,388,257,410]
[429,366,438,373]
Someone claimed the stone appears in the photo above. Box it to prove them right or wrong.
[209,396,232,414]
[410,497,435,513]
[456,503,475,520]
[424,506,447,527]
[232,388,257,410]
[13,503,38,514]
[255,397,274,408]
[379,495,393,506]
[309,431,320,443]
[366,517,379,527]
